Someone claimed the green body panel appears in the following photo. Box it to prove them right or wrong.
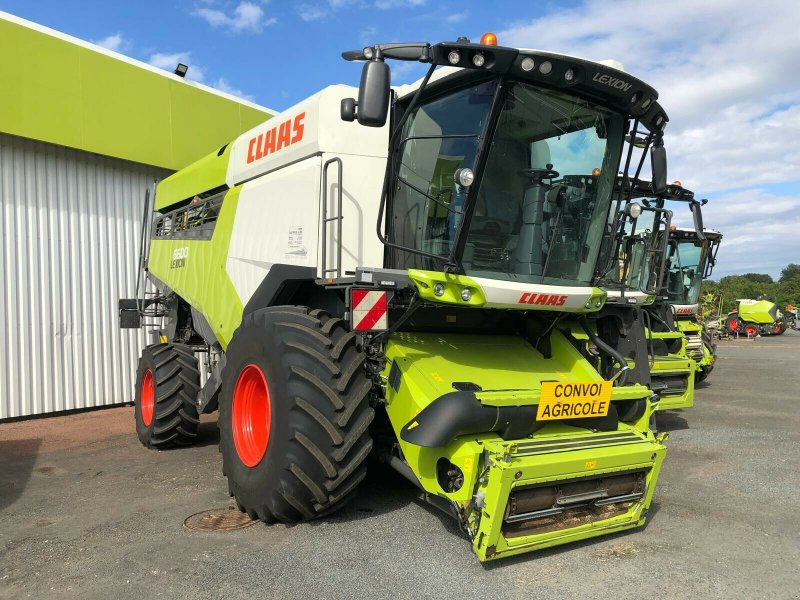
[650,355,695,410]
[408,270,607,312]
[380,331,665,560]
[148,187,244,348]
[643,327,696,409]
[473,434,665,560]
[0,15,270,170]
[407,270,487,307]
[737,300,778,325]
[155,144,233,211]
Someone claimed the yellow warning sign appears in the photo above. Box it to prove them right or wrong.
[536,381,612,421]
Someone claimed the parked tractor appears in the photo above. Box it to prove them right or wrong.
[120,36,674,561]
[724,299,786,336]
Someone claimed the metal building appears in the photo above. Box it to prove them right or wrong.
[0,12,274,419]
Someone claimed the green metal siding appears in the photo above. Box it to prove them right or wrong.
[0,14,272,170]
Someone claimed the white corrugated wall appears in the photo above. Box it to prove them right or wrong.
[0,133,171,418]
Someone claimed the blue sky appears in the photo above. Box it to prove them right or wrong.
[2,0,798,278]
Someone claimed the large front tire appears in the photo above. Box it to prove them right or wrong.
[134,344,201,448]
[219,307,374,523]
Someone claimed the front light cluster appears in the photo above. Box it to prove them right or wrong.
[584,295,605,310]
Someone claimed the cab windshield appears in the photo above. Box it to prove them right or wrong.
[389,80,626,286]
[603,208,660,292]
[666,240,705,305]
[463,82,625,285]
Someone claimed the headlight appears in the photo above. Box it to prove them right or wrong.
[433,283,445,297]
[625,202,643,219]
[461,288,472,301]
[454,168,474,188]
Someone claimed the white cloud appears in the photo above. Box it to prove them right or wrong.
[669,187,800,277]
[297,0,425,21]
[498,0,800,276]
[444,11,467,24]
[211,77,255,101]
[499,0,800,195]
[298,4,328,22]
[360,25,378,45]
[93,33,129,53]
[193,1,276,33]
[148,52,206,82]
[374,0,426,9]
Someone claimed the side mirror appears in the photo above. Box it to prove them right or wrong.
[651,144,667,194]
[340,97,356,122]
[357,60,390,127]
[690,201,706,242]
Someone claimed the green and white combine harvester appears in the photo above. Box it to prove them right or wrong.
[597,180,705,411]
[659,224,723,381]
[120,35,678,561]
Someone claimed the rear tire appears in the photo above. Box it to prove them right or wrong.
[135,344,201,448]
[724,314,742,334]
[744,323,759,337]
[219,306,374,523]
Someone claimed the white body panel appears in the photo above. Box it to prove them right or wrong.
[226,157,323,305]
[319,152,386,279]
[222,86,390,301]
[605,289,652,305]
[673,303,699,316]
[226,85,389,188]
[472,277,602,311]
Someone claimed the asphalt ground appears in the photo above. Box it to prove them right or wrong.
[1,331,799,599]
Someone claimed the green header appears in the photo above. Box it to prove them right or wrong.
[0,14,272,171]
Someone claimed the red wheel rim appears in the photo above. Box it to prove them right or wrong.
[773,323,782,334]
[141,369,154,426]
[745,325,758,337]
[728,319,740,332]
[232,364,271,467]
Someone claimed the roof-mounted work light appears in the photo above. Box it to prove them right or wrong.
[174,63,189,78]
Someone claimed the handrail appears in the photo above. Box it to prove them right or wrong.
[321,157,344,279]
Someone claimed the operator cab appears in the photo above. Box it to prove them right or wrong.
[390,79,624,288]
[598,180,696,304]
[665,227,722,308]
[342,38,670,300]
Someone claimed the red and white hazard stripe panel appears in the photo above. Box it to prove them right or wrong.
[352,289,388,331]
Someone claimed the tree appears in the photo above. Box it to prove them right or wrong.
[702,264,800,313]
[741,273,773,284]
[780,264,800,282]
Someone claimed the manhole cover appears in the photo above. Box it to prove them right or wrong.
[184,508,257,532]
